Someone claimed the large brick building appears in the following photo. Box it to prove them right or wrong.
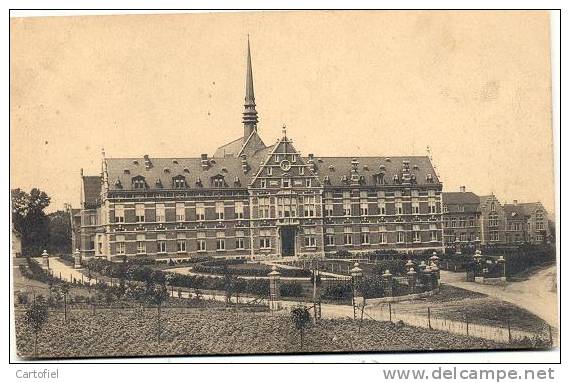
[76,40,445,261]
[441,188,551,248]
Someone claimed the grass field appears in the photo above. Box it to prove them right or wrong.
[15,304,521,359]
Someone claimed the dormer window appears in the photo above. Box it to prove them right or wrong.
[211,175,225,188]
[195,177,203,187]
[375,173,385,185]
[172,159,178,164]
[164,168,170,174]
[393,174,399,183]
[114,179,122,189]
[329,165,335,172]
[172,175,187,189]
[132,176,146,190]
[133,160,139,165]
[274,154,280,163]
[291,155,297,163]
[123,169,130,175]
[426,173,433,183]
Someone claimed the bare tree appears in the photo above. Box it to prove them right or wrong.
[290,306,311,351]
[24,296,49,357]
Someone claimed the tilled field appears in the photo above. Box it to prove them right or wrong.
[15,306,519,359]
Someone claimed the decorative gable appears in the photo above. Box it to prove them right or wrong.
[249,131,322,190]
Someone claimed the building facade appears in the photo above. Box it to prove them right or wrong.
[442,187,482,246]
[75,40,445,261]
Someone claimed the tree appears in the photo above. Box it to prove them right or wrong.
[290,306,311,351]
[60,282,70,323]
[147,283,169,343]
[11,188,51,256]
[25,296,49,357]
[47,210,71,254]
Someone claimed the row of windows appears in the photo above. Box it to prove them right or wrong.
[114,202,246,223]
[444,217,477,228]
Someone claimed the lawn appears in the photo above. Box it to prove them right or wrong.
[15,303,523,359]
[388,285,549,334]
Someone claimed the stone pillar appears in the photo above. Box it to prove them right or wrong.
[268,266,281,311]
[41,250,49,269]
[423,267,434,291]
[498,256,507,281]
[350,263,363,317]
[430,252,440,267]
[74,248,82,269]
[407,268,417,294]
[382,269,393,297]
[473,250,483,283]
[430,263,440,286]
[405,259,414,271]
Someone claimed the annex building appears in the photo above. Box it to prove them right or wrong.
[76,40,445,261]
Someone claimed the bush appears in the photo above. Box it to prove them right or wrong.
[322,282,352,300]
[279,282,304,297]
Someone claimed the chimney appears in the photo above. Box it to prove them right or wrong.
[460,186,466,193]
[513,200,518,206]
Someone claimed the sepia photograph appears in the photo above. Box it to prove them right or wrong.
[9,10,559,361]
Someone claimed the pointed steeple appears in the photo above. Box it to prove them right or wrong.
[243,36,258,140]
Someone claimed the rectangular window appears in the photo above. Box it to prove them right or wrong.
[235,201,244,219]
[343,227,353,245]
[176,202,185,222]
[116,235,125,255]
[196,203,205,221]
[343,200,351,216]
[135,204,145,222]
[215,201,225,220]
[299,167,304,175]
[115,205,125,223]
[325,201,333,216]
[259,197,270,219]
[177,233,186,253]
[325,227,335,246]
[156,203,166,223]
[259,229,271,249]
[360,202,369,216]
[304,227,316,248]
[412,225,421,243]
[157,234,167,253]
[397,226,405,243]
[304,196,315,217]
[396,201,403,215]
[429,199,437,214]
[360,227,370,245]
[469,217,475,227]
[260,179,267,188]
[216,232,225,251]
[267,167,273,176]
[235,230,245,250]
[305,178,311,187]
[378,200,386,215]
[282,178,291,188]
[412,200,419,214]
[136,234,146,254]
[197,232,207,252]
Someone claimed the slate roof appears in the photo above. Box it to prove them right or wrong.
[442,192,481,213]
[442,192,480,205]
[503,204,528,219]
[82,176,102,205]
[519,202,545,216]
[314,156,440,187]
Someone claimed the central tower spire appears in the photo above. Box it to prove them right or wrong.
[243,36,258,140]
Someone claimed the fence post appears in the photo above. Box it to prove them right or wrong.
[428,307,432,330]
[466,316,469,336]
[507,318,512,343]
[389,302,392,323]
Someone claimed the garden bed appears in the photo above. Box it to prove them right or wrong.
[15,304,525,359]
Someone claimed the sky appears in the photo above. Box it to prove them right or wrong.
[10,11,555,214]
